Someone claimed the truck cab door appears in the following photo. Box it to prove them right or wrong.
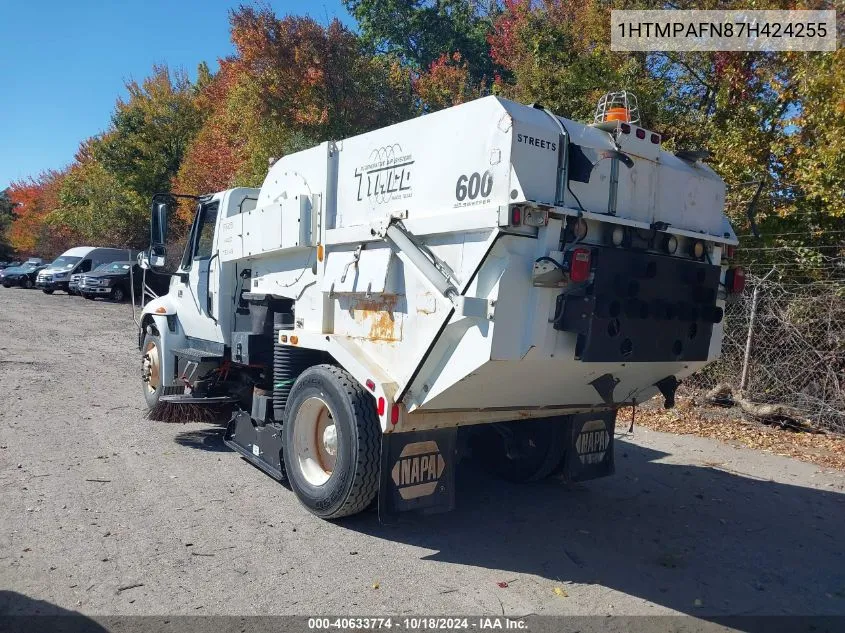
[172,200,223,344]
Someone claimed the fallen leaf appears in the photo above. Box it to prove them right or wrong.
[497,581,508,588]
[372,582,380,590]
[553,587,568,597]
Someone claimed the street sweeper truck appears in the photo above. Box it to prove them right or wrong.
[138,93,742,520]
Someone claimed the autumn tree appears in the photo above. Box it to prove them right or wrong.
[6,171,72,257]
[94,66,205,202]
[175,8,415,194]
[344,0,501,84]
[0,189,17,259]
[51,158,147,249]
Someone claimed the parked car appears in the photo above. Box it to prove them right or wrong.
[79,261,141,302]
[1,262,46,288]
[0,260,22,270]
[37,247,132,294]
[68,272,84,295]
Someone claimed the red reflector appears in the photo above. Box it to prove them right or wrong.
[650,133,660,144]
[365,379,375,392]
[390,404,400,425]
[511,206,522,225]
[570,248,591,283]
[728,267,746,294]
[636,129,646,139]
[620,123,631,134]
[724,245,736,260]
[377,397,385,416]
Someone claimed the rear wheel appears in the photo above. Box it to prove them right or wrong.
[141,331,164,410]
[22,278,33,289]
[111,286,126,302]
[42,288,54,295]
[472,417,569,483]
[282,365,380,519]
[83,294,95,300]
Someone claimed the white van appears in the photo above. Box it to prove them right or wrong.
[36,247,132,294]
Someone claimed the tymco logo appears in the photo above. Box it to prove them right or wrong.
[575,419,610,465]
[390,441,446,500]
[354,144,414,205]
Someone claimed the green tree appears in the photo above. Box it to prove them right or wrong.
[94,66,205,202]
[50,160,147,249]
[343,0,501,83]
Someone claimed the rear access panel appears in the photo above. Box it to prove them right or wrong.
[555,247,722,362]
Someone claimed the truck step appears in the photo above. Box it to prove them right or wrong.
[173,347,223,363]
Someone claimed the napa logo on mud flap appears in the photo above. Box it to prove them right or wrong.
[390,441,446,500]
[576,419,610,465]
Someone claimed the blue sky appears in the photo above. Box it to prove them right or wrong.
[0,0,354,190]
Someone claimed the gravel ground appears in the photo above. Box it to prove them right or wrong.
[1,288,844,618]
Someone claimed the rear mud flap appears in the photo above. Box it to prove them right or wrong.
[379,428,457,521]
[562,410,616,482]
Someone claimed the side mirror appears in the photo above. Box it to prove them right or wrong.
[149,196,172,271]
[151,200,169,247]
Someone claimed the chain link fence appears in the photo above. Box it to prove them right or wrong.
[688,269,845,432]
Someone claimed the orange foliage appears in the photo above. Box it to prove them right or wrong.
[7,171,71,256]
[172,61,245,199]
[414,52,480,112]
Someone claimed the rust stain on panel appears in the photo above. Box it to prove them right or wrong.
[351,295,402,341]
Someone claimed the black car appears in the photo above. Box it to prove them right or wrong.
[1,263,46,289]
[78,261,141,302]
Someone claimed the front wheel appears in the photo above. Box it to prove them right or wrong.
[42,288,54,295]
[141,331,164,410]
[111,286,126,302]
[472,417,569,483]
[282,365,380,519]
[22,278,34,289]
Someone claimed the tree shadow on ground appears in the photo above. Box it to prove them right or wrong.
[339,438,845,621]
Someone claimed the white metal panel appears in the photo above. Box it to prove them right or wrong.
[218,213,243,262]
[321,248,393,294]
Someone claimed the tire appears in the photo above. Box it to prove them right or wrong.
[22,278,33,289]
[42,289,54,295]
[472,417,569,483]
[111,286,126,302]
[282,364,380,519]
[141,331,164,410]
[83,294,95,300]
[2,283,10,288]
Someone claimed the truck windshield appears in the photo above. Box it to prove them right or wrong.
[49,256,82,270]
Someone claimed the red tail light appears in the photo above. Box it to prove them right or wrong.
[570,248,592,283]
[377,397,385,416]
[390,404,400,425]
[636,129,646,139]
[726,267,745,294]
[511,206,522,226]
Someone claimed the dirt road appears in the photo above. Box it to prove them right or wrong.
[1,289,843,617]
